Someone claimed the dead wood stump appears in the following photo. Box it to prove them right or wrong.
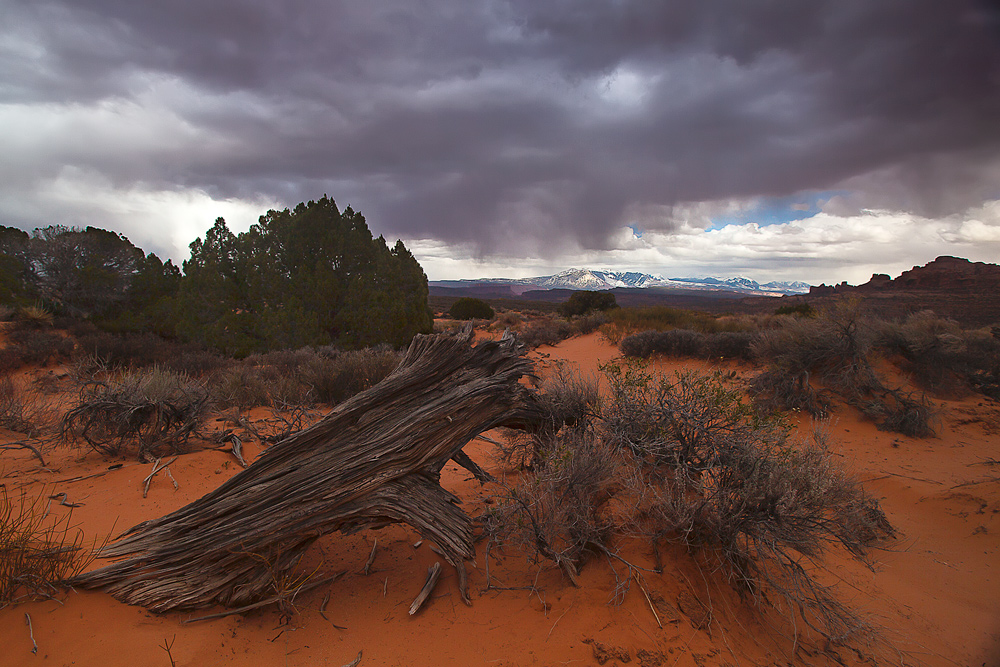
[68,327,542,612]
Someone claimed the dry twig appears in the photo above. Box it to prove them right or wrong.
[24,613,37,654]
[363,539,377,576]
[160,635,176,667]
[409,562,442,615]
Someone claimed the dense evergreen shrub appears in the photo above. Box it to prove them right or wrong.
[1,197,435,355]
[559,291,618,317]
[449,297,495,320]
[173,198,432,354]
[775,302,816,317]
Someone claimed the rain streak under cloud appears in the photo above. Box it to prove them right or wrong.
[2,0,1000,284]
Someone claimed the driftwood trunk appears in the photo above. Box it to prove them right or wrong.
[69,327,541,612]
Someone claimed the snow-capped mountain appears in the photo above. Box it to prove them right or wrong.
[430,269,810,295]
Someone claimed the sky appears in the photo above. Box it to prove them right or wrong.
[2,1,1000,286]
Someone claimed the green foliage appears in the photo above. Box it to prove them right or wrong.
[0,227,31,306]
[173,198,432,354]
[449,297,495,320]
[558,290,617,317]
[775,302,816,317]
[0,224,179,330]
[1,198,434,354]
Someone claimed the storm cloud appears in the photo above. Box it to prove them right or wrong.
[2,0,999,279]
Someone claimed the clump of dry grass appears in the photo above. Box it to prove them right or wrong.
[16,305,54,329]
[62,366,209,460]
[0,486,93,609]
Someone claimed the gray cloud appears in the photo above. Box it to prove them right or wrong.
[2,0,999,263]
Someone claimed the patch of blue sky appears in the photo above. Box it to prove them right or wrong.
[706,190,847,231]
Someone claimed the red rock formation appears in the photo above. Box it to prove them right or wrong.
[891,256,1000,291]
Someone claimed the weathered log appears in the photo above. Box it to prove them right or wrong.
[68,327,542,612]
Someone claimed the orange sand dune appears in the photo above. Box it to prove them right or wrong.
[1,332,998,666]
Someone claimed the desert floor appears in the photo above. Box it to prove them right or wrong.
[1,332,998,667]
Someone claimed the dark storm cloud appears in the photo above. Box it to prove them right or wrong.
[3,0,1000,256]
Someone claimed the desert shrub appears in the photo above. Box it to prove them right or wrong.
[483,428,619,584]
[749,368,829,417]
[0,486,92,608]
[964,328,1000,399]
[620,329,705,359]
[559,291,617,318]
[602,361,894,647]
[570,311,608,335]
[210,364,273,410]
[620,329,756,361]
[878,311,1000,397]
[299,346,401,405]
[518,316,575,348]
[860,389,936,438]
[1,328,74,370]
[248,348,317,375]
[607,306,744,336]
[498,362,600,470]
[0,376,56,437]
[483,360,895,654]
[432,319,466,334]
[449,297,495,321]
[602,362,778,468]
[74,331,172,369]
[748,303,935,434]
[493,310,524,330]
[209,345,400,409]
[537,363,599,432]
[75,331,228,377]
[701,331,755,360]
[62,367,210,459]
[751,307,882,396]
[603,307,749,346]
[168,348,230,377]
[774,302,816,317]
[65,319,99,338]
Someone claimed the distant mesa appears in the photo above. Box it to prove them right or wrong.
[809,256,1000,296]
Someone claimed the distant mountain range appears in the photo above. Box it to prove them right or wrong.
[430,268,811,296]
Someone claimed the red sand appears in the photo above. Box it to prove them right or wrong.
[1,332,998,666]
